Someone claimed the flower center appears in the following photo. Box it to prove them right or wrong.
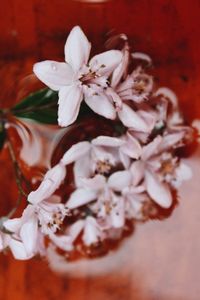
[46,210,66,233]
[95,160,112,175]
[134,77,148,94]
[103,201,112,214]
[79,70,98,85]
[160,160,175,176]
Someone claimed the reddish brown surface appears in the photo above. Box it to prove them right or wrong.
[0,1,200,299]
[0,0,199,64]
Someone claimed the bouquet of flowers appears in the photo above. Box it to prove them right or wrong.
[0,26,195,264]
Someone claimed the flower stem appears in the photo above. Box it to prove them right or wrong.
[7,137,28,198]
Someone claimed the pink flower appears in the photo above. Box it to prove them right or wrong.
[60,134,141,188]
[3,207,39,259]
[106,44,155,132]
[53,216,104,248]
[33,26,122,127]
[124,189,150,221]
[61,140,120,188]
[3,195,67,260]
[120,167,149,220]
[157,152,192,188]
[130,133,187,208]
[66,172,131,229]
[153,87,193,140]
[114,67,153,103]
[1,226,42,260]
[91,133,142,168]
[82,216,104,246]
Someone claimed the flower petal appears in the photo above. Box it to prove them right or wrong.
[49,234,73,252]
[91,145,119,167]
[28,179,53,204]
[68,220,85,241]
[92,136,124,147]
[118,104,149,132]
[141,135,163,161]
[0,233,4,251]
[145,170,172,208]
[3,218,22,233]
[66,188,97,209]
[61,141,91,165]
[108,171,132,191]
[159,132,185,151]
[33,61,73,91]
[81,174,106,191]
[174,162,192,187]
[119,151,131,169]
[106,87,123,110]
[28,163,66,204]
[154,87,178,109]
[64,26,91,72]
[83,216,102,246]
[73,156,91,187]
[129,130,149,144]
[110,196,125,228]
[9,238,34,260]
[111,46,129,88]
[132,52,152,65]
[137,110,155,132]
[90,50,122,77]
[85,92,116,120]
[58,85,83,127]
[120,133,142,159]
[130,161,145,186]
[20,216,38,256]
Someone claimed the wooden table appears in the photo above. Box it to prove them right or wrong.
[0,1,200,299]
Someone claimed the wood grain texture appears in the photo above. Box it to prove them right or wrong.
[0,0,200,63]
[0,1,200,299]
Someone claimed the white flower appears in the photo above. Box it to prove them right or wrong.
[106,45,155,133]
[66,172,131,230]
[3,207,39,260]
[91,133,142,168]
[153,88,193,146]
[159,154,193,188]
[3,195,67,259]
[60,134,141,188]
[124,191,150,221]
[33,26,122,127]
[130,132,187,208]
[130,136,172,208]
[115,67,154,103]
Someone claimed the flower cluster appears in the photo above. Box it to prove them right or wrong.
[0,26,193,261]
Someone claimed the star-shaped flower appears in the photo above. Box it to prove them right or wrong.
[33,26,122,127]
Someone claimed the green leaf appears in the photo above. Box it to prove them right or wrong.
[12,88,58,124]
[0,121,6,150]
[12,88,58,112]
[15,109,58,124]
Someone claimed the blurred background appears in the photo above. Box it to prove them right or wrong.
[1,0,200,65]
[0,0,200,299]
[1,0,200,119]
